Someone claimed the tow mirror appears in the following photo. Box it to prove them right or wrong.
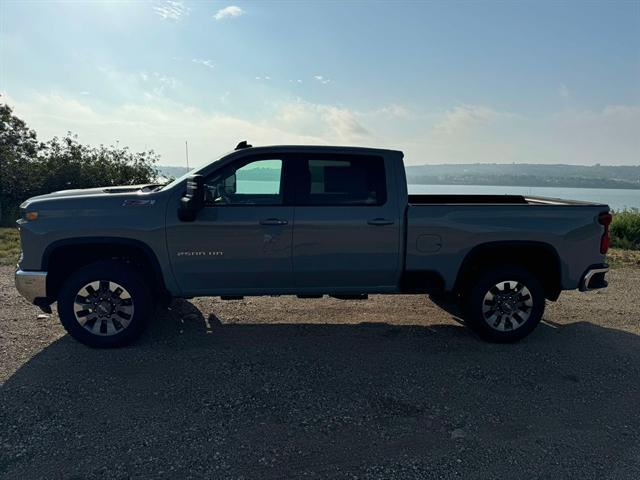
[178,174,205,222]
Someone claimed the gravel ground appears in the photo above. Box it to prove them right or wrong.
[1,265,639,479]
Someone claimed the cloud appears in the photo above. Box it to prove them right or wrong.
[138,72,179,97]
[5,90,638,167]
[4,93,330,167]
[375,104,411,118]
[325,107,369,139]
[153,72,178,87]
[277,100,370,141]
[191,58,215,69]
[154,0,189,20]
[98,65,178,101]
[432,105,514,136]
[214,6,245,21]
[313,75,331,85]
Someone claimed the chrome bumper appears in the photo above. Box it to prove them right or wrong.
[15,269,48,303]
[579,265,609,292]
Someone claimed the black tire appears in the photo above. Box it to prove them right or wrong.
[462,265,545,343]
[57,260,153,348]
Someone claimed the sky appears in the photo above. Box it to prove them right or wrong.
[0,0,639,167]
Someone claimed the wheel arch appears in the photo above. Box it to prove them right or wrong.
[454,241,563,301]
[43,237,168,301]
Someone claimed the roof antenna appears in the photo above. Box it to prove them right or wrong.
[185,141,190,170]
[235,140,252,150]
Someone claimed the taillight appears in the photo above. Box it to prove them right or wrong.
[598,212,612,254]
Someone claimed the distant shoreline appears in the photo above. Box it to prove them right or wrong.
[404,164,640,190]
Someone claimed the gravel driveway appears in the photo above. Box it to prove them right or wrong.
[1,266,639,479]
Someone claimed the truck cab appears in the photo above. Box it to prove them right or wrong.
[167,146,406,296]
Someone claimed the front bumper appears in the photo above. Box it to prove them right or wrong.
[15,269,48,303]
[579,264,609,292]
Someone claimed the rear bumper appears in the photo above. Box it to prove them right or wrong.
[15,269,48,303]
[579,264,609,292]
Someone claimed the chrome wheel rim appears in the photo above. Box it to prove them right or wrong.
[481,280,533,332]
[73,280,134,336]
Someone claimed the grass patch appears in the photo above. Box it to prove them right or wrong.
[0,228,20,266]
[607,248,640,269]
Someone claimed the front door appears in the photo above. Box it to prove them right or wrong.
[166,157,293,296]
[291,154,402,290]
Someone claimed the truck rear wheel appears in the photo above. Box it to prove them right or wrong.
[462,266,545,343]
[57,260,152,348]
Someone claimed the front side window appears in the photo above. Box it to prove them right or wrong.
[296,156,387,206]
[204,159,283,205]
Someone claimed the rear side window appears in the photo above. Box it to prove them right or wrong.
[295,156,387,206]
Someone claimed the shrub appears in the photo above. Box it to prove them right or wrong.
[610,209,640,250]
[0,103,159,226]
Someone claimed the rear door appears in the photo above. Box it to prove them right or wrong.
[291,153,402,290]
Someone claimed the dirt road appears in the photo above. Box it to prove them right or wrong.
[1,266,639,479]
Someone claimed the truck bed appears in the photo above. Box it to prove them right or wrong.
[405,199,609,291]
[408,194,605,206]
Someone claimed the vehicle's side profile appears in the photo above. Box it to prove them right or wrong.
[15,143,611,347]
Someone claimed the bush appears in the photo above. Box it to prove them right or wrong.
[0,103,159,226]
[610,209,640,250]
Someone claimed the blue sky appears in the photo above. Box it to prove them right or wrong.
[1,0,638,166]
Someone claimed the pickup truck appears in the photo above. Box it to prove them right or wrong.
[15,143,611,347]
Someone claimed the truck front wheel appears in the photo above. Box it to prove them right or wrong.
[462,266,545,343]
[57,260,153,348]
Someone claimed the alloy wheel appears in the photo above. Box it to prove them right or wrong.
[481,280,534,332]
[73,280,135,336]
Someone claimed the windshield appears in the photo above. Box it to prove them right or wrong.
[157,156,228,191]
[157,169,198,191]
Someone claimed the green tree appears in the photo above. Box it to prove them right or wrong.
[0,102,160,226]
[38,134,159,193]
[0,103,42,222]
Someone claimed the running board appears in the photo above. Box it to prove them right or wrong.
[330,294,368,300]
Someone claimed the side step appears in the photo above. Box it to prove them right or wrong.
[330,294,368,300]
[219,294,369,300]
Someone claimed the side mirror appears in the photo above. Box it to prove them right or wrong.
[178,174,205,222]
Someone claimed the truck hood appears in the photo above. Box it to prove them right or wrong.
[23,184,157,204]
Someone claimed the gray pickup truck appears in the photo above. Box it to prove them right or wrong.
[15,143,611,347]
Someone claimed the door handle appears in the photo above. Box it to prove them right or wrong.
[367,218,394,226]
[260,218,288,226]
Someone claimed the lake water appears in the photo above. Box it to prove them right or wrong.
[408,184,640,210]
[239,180,640,210]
